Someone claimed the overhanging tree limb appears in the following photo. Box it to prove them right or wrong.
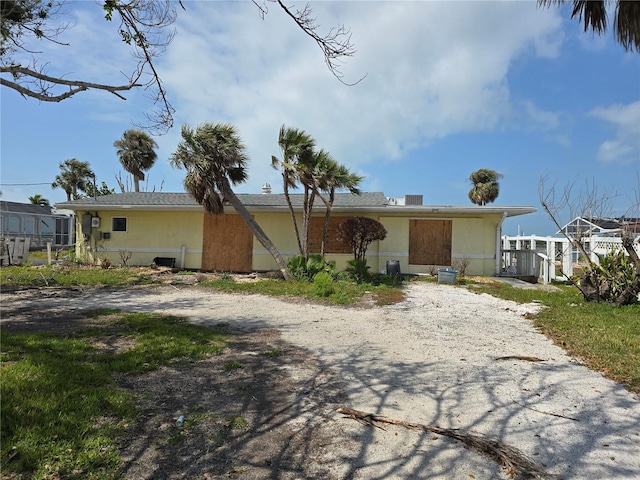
[274,0,365,85]
[2,0,361,133]
[0,64,140,101]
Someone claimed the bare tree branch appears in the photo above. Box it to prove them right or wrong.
[273,0,365,85]
[0,63,140,101]
[2,0,177,133]
[2,0,362,134]
[539,174,640,304]
[107,0,177,133]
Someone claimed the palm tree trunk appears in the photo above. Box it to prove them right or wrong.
[320,188,335,256]
[224,184,292,281]
[283,178,303,255]
[301,185,316,261]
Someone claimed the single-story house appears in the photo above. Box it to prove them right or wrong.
[0,201,74,249]
[559,216,640,238]
[55,192,535,276]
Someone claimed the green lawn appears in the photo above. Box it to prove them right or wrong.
[0,311,228,479]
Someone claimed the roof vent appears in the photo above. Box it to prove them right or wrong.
[261,183,272,194]
[405,195,423,206]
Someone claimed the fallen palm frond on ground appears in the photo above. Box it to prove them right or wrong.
[336,406,556,480]
[495,355,545,362]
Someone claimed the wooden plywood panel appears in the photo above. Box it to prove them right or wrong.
[308,216,353,254]
[409,219,452,265]
[202,213,253,272]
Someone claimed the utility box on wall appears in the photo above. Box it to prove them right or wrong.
[91,217,100,228]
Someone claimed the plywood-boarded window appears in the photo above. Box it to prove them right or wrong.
[409,219,452,265]
[308,216,353,254]
[202,213,253,272]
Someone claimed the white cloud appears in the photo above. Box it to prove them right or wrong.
[516,100,570,146]
[155,1,563,191]
[590,101,640,164]
[4,1,566,195]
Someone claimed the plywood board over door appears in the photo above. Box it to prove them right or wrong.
[409,219,452,266]
[202,213,253,272]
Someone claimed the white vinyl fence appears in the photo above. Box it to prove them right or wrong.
[0,237,31,265]
[501,234,640,284]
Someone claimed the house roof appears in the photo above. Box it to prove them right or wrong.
[55,192,536,217]
[55,192,388,209]
[559,216,640,234]
[0,200,54,216]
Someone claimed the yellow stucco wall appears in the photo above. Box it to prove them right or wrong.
[251,213,384,272]
[76,210,204,268]
[74,207,503,276]
[378,214,500,276]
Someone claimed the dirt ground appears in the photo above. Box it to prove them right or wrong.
[3,275,640,480]
[1,291,359,480]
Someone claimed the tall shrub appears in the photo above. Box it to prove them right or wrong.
[337,217,387,261]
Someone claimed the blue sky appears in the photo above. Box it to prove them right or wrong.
[1,1,638,236]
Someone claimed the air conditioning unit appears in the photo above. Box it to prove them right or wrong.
[405,195,423,206]
[388,198,397,206]
[91,217,100,228]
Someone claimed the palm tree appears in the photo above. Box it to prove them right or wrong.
[51,158,94,201]
[170,122,291,280]
[468,169,503,206]
[538,0,640,52]
[271,125,316,255]
[28,194,50,207]
[113,129,158,192]
[315,160,363,255]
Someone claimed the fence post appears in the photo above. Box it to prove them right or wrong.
[546,236,555,281]
[560,240,570,277]
[589,236,598,264]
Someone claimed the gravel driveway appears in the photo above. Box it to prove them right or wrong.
[2,282,639,479]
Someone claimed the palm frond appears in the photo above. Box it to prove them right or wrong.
[616,0,640,51]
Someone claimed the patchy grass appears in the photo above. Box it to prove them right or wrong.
[0,311,229,479]
[0,265,154,288]
[199,277,404,306]
[264,347,284,358]
[224,415,248,430]
[470,280,640,392]
[1,265,405,306]
[223,360,243,371]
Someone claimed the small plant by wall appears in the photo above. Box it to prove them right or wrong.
[453,256,473,277]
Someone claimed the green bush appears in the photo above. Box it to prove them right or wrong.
[312,272,335,297]
[345,258,371,284]
[594,250,637,301]
[287,254,336,281]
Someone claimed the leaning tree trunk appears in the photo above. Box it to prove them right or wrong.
[300,185,316,261]
[224,184,292,281]
[282,177,303,255]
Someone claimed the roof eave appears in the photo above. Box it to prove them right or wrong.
[55,202,536,217]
